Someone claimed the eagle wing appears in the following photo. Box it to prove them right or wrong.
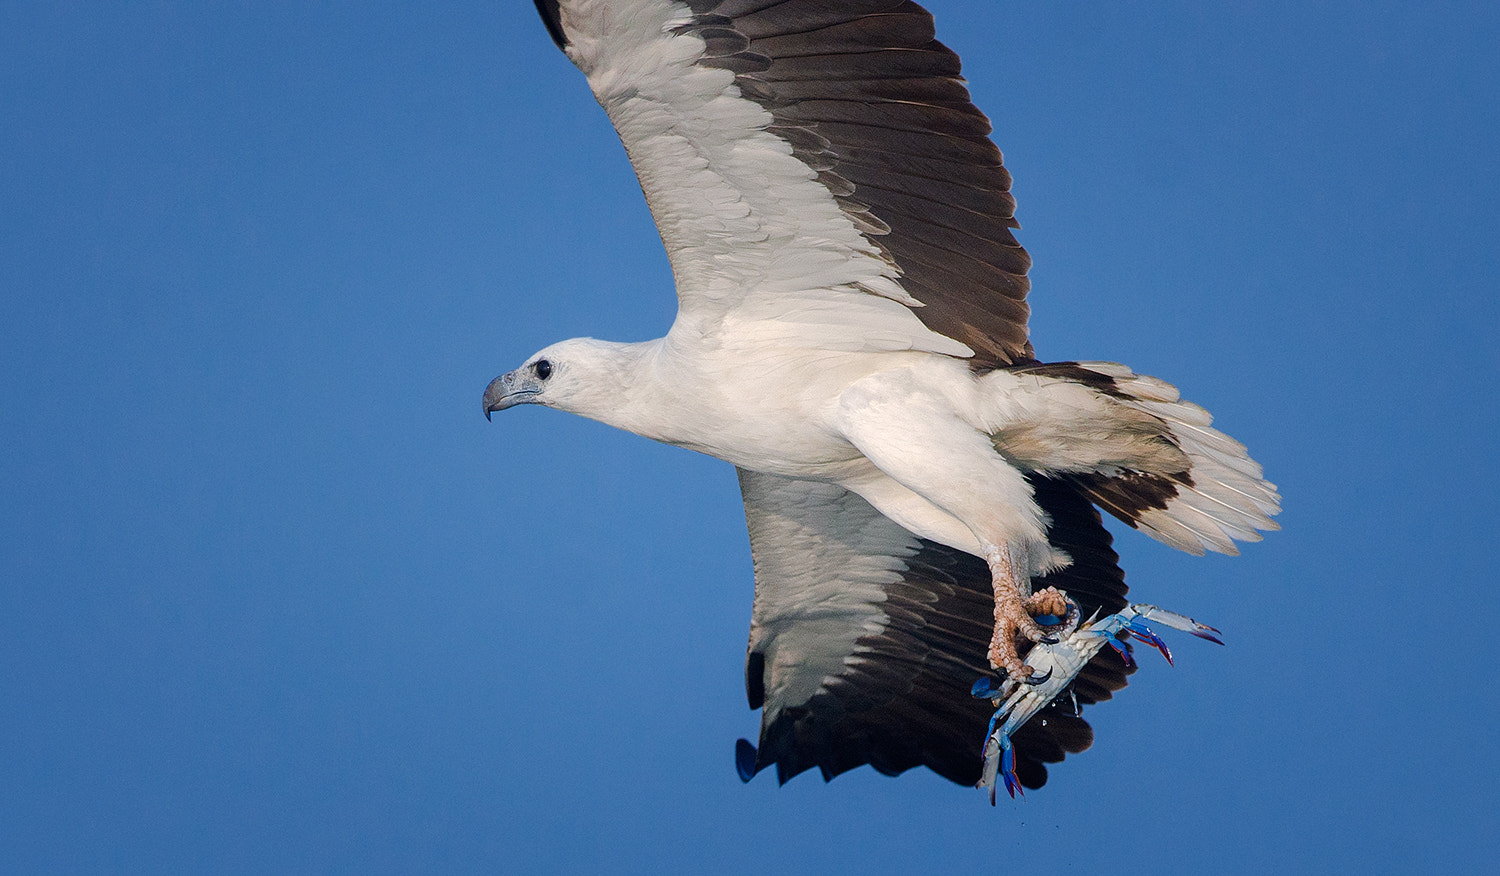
[535,0,1031,365]
[736,468,1134,788]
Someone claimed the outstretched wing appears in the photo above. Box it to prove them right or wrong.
[534,0,1031,365]
[736,469,1134,788]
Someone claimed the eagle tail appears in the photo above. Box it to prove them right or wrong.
[997,361,1281,556]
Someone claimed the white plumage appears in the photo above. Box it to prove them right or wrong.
[485,0,1279,791]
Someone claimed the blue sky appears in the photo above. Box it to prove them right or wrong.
[2,1,1496,872]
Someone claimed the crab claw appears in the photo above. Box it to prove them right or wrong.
[1131,605,1225,645]
[981,733,1023,804]
[1123,620,1175,665]
[1190,625,1225,646]
[1105,635,1134,667]
[1000,741,1022,799]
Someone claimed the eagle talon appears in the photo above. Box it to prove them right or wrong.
[1023,667,1052,685]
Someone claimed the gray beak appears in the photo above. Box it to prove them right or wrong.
[482,370,543,420]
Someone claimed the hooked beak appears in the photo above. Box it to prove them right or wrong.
[482,370,543,420]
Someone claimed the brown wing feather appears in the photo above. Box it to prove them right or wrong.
[677,0,1034,365]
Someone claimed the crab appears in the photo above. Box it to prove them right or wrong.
[970,602,1224,803]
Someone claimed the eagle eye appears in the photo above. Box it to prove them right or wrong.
[533,359,553,380]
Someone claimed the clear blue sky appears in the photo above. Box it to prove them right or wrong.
[2,1,1496,872]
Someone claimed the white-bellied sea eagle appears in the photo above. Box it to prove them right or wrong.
[483,0,1279,795]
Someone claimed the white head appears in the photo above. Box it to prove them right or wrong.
[481,337,647,423]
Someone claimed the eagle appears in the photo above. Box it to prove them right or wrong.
[483,0,1279,793]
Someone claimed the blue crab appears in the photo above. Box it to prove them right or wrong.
[970,602,1223,803]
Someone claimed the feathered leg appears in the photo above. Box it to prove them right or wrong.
[833,369,1074,680]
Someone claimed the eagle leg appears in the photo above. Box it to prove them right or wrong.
[984,545,1071,682]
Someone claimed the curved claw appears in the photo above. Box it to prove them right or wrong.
[1191,627,1226,646]
[1023,667,1052,686]
[1106,635,1135,667]
[1125,622,1175,665]
[1000,742,1022,799]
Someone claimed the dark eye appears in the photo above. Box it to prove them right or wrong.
[533,359,552,380]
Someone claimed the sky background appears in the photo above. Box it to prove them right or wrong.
[2,1,1497,872]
